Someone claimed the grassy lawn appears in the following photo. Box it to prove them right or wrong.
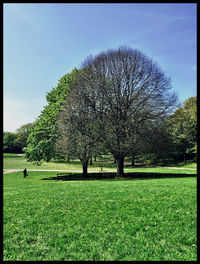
[3,153,197,174]
[3,170,197,261]
[166,161,197,169]
[3,153,114,172]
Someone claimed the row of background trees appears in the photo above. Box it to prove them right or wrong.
[4,47,197,176]
[4,123,33,153]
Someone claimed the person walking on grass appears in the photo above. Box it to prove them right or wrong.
[23,168,28,178]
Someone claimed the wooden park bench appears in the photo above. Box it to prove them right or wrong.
[57,172,72,180]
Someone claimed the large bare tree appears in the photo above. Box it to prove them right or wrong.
[78,47,178,176]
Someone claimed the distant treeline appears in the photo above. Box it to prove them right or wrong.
[3,123,33,153]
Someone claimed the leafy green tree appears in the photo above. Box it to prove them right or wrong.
[167,96,197,163]
[15,123,33,151]
[24,68,79,164]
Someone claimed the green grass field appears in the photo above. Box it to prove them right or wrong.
[3,154,197,261]
[3,153,113,171]
[3,153,197,173]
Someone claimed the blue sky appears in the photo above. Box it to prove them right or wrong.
[4,3,197,132]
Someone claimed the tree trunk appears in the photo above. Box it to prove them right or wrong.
[82,159,89,177]
[184,152,186,165]
[116,157,124,177]
[67,155,70,162]
[94,155,97,162]
[131,154,135,166]
[89,155,93,165]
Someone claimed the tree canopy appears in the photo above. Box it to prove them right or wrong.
[24,68,79,164]
[167,96,197,163]
[57,47,178,176]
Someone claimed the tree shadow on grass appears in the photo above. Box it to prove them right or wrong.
[41,172,197,182]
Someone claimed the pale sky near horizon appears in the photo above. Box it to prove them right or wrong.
[3,3,197,132]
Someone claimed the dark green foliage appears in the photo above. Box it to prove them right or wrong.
[3,132,21,153]
[4,124,32,153]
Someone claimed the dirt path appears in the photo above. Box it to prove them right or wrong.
[3,169,97,174]
[3,169,22,174]
[162,167,196,170]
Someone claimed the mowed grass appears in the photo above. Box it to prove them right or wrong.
[3,171,197,261]
[3,153,197,174]
[3,153,114,172]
